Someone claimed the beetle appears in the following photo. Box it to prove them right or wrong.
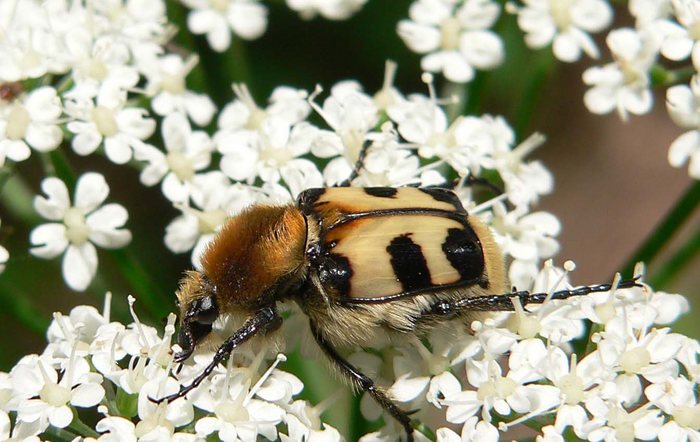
[153,181,639,441]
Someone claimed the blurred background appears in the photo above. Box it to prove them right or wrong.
[0,0,697,434]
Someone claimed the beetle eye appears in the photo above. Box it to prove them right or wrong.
[188,295,219,325]
[462,240,479,254]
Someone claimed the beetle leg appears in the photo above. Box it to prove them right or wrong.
[462,173,504,196]
[336,139,373,187]
[151,306,280,404]
[426,278,643,316]
[310,321,415,442]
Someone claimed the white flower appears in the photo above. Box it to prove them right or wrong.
[659,0,700,70]
[509,0,613,62]
[0,1,65,81]
[286,0,367,20]
[596,324,684,405]
[144,54,217,126]
[0,86,63,166]
[45,304,109,361]
[181,0,268,52]
[666,77,700,179]
[493,132,553,207]
[29,173,132,291]
[397,0,504,82]
[194,373,284,441]
[436,417,499,441]
[214,84,320,191]
[583,28,659,120]
[308,81,380,184]
[62,30,139,98]
[134,112,214,203]
[629,0,672,27]
[584,399,663,441]
[485,203,561,289]
[218,118,322,189]
[282,400,343,442]
[389,331,478,407]
[94,415,138,441]
[443,358,534,423]
[65,82,156,164]
[538,348,611,436]
[388,94,512,176]
[16,356,104,429]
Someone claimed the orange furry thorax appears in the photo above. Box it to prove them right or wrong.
[201,204,308,308]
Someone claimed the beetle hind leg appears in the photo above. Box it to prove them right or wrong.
[310,320,415,442]
[423,278,643,318]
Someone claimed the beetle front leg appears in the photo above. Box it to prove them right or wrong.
[152,306,281,404]
[310,320,415,442]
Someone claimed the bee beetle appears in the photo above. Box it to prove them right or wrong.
[156,184,638,441]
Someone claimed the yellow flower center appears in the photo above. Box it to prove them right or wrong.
[92,106,119,137]
[6,104,30,140]
[64,207,90,245]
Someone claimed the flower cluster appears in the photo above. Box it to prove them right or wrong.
[578,0,700,177]
[351,264,697,442]
[177,0,369,53]
[1,268,695,441]
[396,0,700,180]
[0,294,340,441]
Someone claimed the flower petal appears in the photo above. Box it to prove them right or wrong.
[87,204,132,249]
[75,172,109,213]
[62,243,98,291]
[35,177,70,220]
[30,223,68,259]
[48,405,73,428]
[71,382,105,407]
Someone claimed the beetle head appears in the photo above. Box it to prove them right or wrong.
[174,270,219,362]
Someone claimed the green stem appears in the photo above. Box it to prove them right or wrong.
[583,322,604,356]
[651,64,695,87]
[228,37,251,85]
[650,226,700,288]
[620,181,700,278]
[42,426,79,442]
[69,409,100,438]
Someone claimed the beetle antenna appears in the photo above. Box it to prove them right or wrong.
[150,306,280,404]
[337,139,373,187]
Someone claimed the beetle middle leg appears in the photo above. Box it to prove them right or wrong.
[310,320,415,442]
